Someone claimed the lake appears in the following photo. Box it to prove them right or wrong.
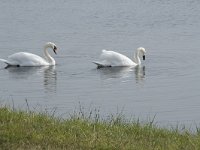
[0,0,200,129]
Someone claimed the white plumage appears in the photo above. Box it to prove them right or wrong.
[93,47,146,68]
[0,42,57,67]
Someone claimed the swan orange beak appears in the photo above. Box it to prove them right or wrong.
[143,55,145,60]
[53,46,57,55]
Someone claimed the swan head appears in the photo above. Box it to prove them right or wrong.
[45,42,57,54]
[137,47,146,60]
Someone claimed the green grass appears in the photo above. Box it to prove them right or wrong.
[0,107,200,150]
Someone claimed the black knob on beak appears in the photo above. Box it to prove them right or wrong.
[143,55,145,60]
[53,46,57,54]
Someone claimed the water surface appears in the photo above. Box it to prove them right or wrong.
[0,0,200,128]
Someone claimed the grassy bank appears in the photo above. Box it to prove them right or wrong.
[0,107,200,150]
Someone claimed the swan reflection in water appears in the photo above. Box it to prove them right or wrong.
[43,66,57,93]
[134,66,145,82]
[5,66,57,93]
[97,66,145,82]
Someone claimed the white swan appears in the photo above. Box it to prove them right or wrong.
[93,47,146,68]
[0,42,57,67]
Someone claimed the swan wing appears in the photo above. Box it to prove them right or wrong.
[99,50,136,66]
[7,52,48,66]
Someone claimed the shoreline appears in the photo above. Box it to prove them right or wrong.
[0,106,199,149]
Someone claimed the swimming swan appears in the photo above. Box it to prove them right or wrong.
[93,47,146,68]
[0,42,57,67]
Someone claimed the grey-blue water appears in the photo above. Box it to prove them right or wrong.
[0,0,200,128]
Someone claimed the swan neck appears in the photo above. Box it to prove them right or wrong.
[133,51,141,65]
[44,46,55,65]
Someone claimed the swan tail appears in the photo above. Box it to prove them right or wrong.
[0,59,9,64]
[92,61,111,69]
[0,58,16,66]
